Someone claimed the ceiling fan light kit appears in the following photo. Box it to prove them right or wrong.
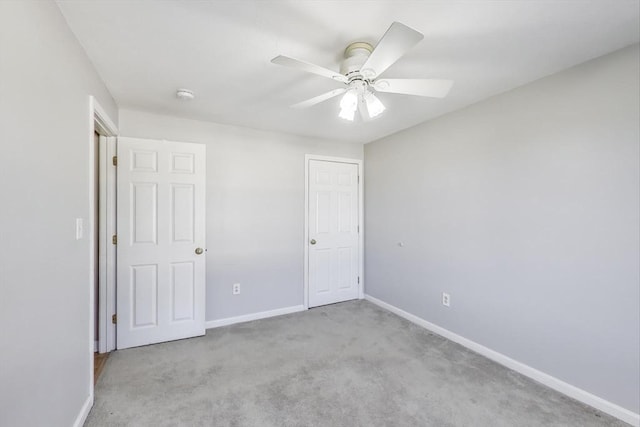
[271,22,453,123]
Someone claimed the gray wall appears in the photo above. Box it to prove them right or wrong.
[0,2,118,426]
[364,45,639,413]
[119,109,363,321]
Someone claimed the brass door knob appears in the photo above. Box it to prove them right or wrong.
[310,239,316,245]
[195,247,204,255]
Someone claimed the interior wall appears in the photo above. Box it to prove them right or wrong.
[118,109,363,321]
[364,44,639,413]
[0,2,118,426]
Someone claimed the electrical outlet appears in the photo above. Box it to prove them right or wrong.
[442,292,451,307]
[232,283,241,295]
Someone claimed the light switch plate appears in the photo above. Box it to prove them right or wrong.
[75,218,83,240]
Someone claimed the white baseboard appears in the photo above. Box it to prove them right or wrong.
[73,393,93,427]
[205,305,306,329]
[364,294,639,427]
[93,340,98,353]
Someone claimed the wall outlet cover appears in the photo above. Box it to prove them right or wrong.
[442,292,451,307]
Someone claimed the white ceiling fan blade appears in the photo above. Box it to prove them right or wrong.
[374,79,453,98]
[271,55,348,83]
[360,22,424,79]
[291,88,347,109]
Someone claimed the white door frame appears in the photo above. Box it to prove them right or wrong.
[303,154,364,309]
[89,96,118,364]
[98,136,117,353]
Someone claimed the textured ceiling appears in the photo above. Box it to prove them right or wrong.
[57,0,639,144]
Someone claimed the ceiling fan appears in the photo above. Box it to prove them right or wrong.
[271,22,453,122]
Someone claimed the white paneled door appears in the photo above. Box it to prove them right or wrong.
[308,160,360,308]
[116,137,206,349]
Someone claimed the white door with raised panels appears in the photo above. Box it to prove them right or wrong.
[116,137,206,349]
[308,159,360,308]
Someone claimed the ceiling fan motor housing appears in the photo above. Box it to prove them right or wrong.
[340,42,374,77]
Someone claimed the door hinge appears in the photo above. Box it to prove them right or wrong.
[112,234,117,245]
[357,225,360,233]
[112,155,118,166]
[358,276,360,284]
[357,175,360,184]
[112,314,117,324]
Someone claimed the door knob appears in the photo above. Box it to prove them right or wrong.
[310,239,316,245]
[195,247,204,255]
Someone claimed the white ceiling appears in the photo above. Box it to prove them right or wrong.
[57,0,639,144]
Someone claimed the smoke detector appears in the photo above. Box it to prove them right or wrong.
[176,89,195,100]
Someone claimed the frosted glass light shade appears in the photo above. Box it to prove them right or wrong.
[339,90,358,121]
[365,92,385,118]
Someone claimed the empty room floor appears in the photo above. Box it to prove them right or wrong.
[87,301,625,426]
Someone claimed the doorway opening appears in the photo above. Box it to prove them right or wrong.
[89,96,118,391]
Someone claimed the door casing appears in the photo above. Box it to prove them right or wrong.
[88,96,118,412]
[97,135,117,353]
[304,154,364,309]
[91,97,118,356]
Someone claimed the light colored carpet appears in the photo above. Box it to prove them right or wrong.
[87,300,626,426]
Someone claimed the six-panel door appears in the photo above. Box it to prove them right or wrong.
[116,137,206,349]
[308,160,360,308]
